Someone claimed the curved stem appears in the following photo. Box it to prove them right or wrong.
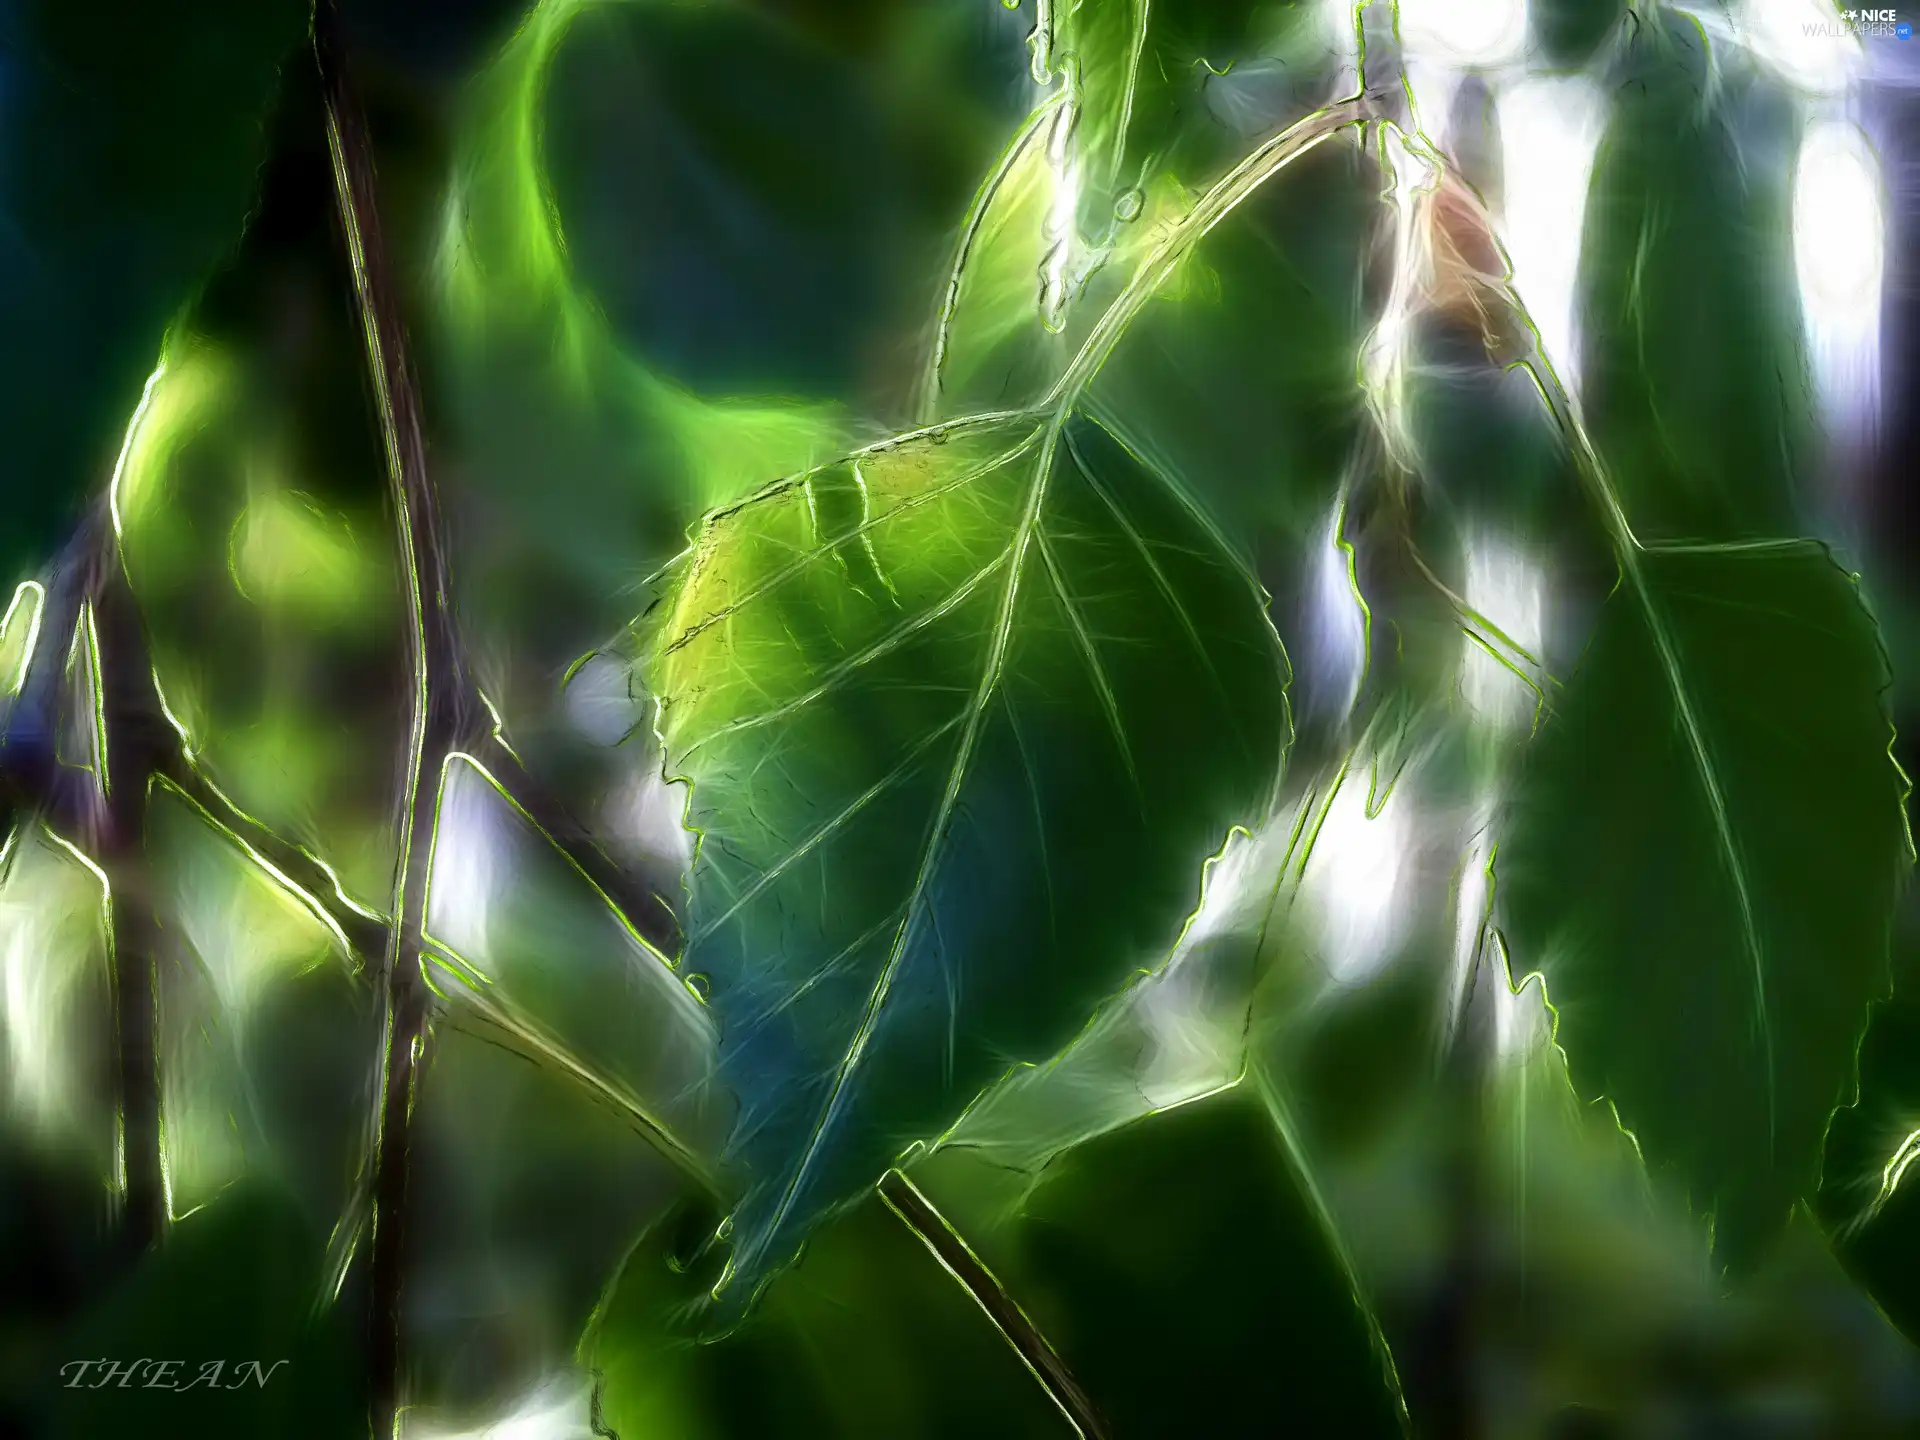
[1046,89,1389,417]
[316,6,467,1427]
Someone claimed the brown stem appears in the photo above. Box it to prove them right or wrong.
[314,5,465,1427]
[879,1169,1109,1440]
[92,552,170,1254]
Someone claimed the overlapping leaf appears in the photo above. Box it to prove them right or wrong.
[918,1087,1409,1437]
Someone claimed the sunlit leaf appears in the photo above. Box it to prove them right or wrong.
[647,408,1290,1307]
[420,752,723,1164]
[1502,541,1909,1265]
[0,826,116,1184]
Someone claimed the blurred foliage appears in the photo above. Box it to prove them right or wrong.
[1577,9,1814,541]
[0,0,308,589]
[114,69,409,910]
[2,0,1918,1435]
[29,1182,366,1439]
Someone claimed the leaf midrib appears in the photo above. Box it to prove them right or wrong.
[744,415,1068,1279]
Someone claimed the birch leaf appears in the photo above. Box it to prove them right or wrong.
[649,408,1290,1309]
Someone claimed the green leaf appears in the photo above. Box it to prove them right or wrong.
[419,751,723,1171]
[925,0,1362,443]
[1577,11,1814,541]
[1502,542,1909,1265]
[398,1019,694,1422]
[1816,922,1920,1345]
[586,1189,1067,1440]
[919,1087,1409,1438]
[146,788,379,1228]
[0,824,117,1184]
[1529,0,1627,67]
[1087,139,1377,558]
[648,407,1290,1308]
[0,0,308,587]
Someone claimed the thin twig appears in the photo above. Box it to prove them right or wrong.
[481,737,681,954]
[315,5,468,1427]
[878,1169,1109,1440]
[92,552,170,1254]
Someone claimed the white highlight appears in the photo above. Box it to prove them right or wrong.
[0,829,111,1149]
[1794,120,1885,436]
[1399,0,1528,68]
[607,762,696,878]
[1403,59,1464,152]
[403,1373,600,1440]
[107,358,169,540]
[1450,820,1493,1036]
[562,652,643,748]
[1496,77,1607,392]
[1040,86,1081,331]
[425,759,506,973]
[1459,533,1546,731]
[1735,0,1862,95]
[1308,503,1368,720]
[1300,766,1413,984]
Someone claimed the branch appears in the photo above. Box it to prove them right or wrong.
[2,525,169,1254]
[480,737,682,954]
[878,1169,1110,1440]
[314,6,466,1427]
[91,549,170,1254]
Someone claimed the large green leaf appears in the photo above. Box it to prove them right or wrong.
[0,0,307,588]
[1577,11,1814,541]
[647,407,1290,1308]
[918,1087,1408,1437]
[1502,542,1909,1265]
